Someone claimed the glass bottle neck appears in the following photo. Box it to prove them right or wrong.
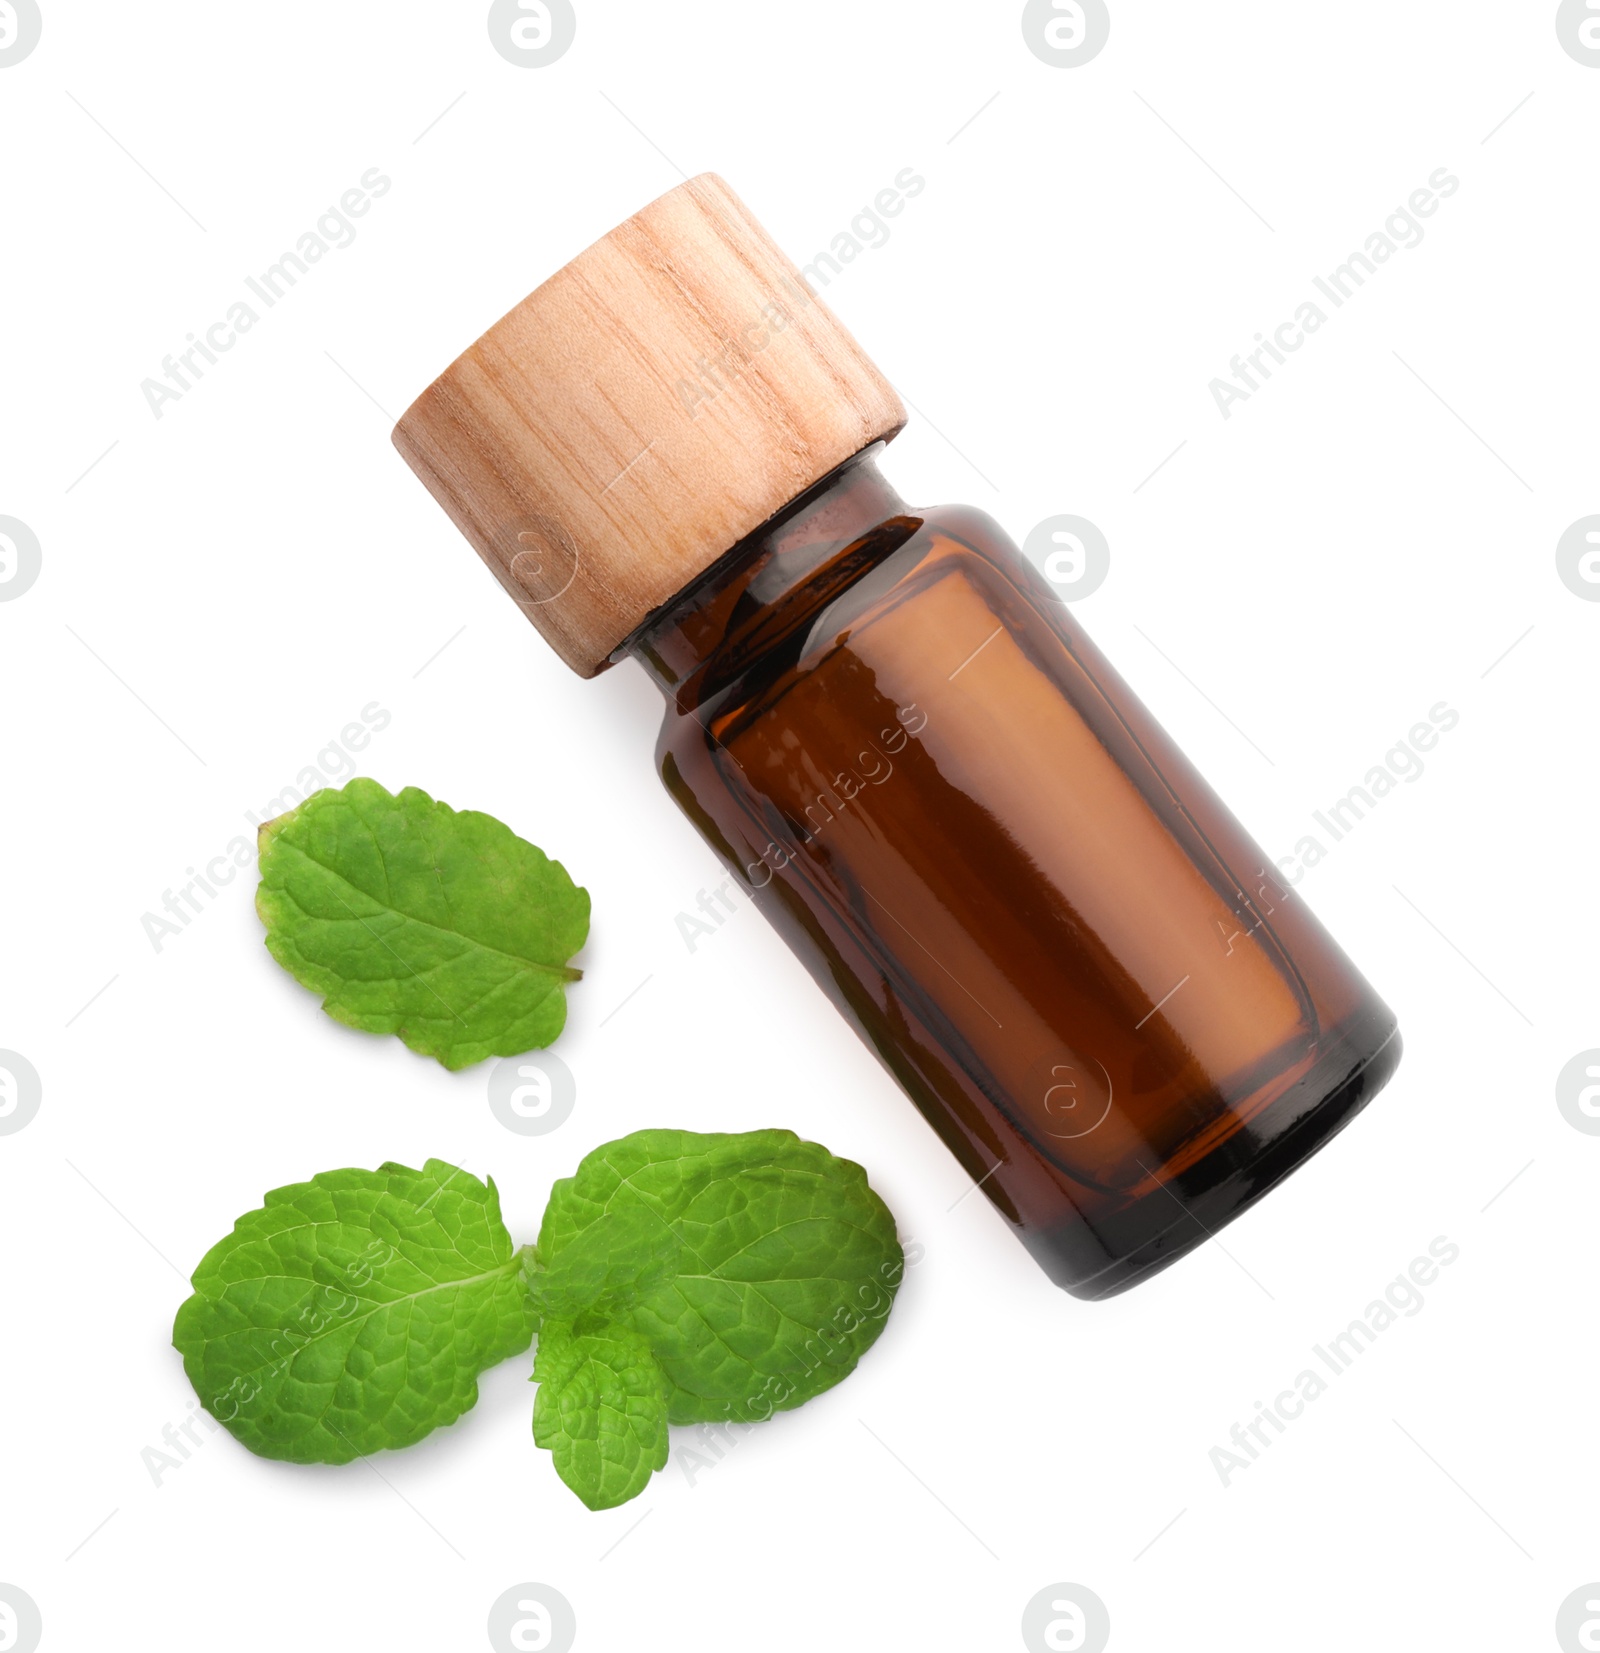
[622,445,908,701]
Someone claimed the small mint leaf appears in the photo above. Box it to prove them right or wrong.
[173,1158,536,1463]
[532,1322,670,1510]
[256,778,589,1070]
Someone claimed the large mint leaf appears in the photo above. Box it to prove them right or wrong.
[173,1158,536,1463]
[533,1129,905,1427]
[256,778,588,1070]
[531,1323,670,1510]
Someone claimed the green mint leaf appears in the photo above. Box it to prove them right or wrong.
[256,778,589,1070]
[531,1322,670,1510]
[534,1129,905,1427]
[173,1158,536,1463]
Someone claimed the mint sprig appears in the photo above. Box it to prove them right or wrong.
[173,1131,905,1509]
[256,778,589,1070]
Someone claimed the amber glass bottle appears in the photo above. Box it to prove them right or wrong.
[394,174,1401,1297]
[628,449,1398,1295]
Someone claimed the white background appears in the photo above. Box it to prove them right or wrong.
[3,3,1597,1650]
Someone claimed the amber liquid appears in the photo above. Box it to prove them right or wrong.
[630,451,1400,1297]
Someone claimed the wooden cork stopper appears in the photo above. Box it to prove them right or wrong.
[392,173,906,677]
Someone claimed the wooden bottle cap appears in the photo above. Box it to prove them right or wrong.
[392,173,906,677]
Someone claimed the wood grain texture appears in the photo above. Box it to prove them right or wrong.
[393,173,906,677]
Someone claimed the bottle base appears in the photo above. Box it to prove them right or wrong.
[1024,1009,1403,1301]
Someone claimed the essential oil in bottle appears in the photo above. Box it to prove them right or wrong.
[393,174,1401,1299]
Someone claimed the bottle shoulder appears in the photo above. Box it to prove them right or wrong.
[832,501,1040,641]
[910,499,1020,557]
[653,498,1046,760]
